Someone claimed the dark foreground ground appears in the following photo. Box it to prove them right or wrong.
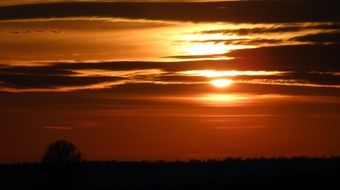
[0,157,339,189]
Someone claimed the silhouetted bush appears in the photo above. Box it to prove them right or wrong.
[40,140,83,188]
[41,140,82,164]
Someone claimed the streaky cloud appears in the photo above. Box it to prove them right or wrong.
[291,32,340,44]
[0,1,339,23]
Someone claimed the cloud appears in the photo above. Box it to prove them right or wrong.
[162,54,228,60]
[0,1,339,23]
[226,44,340,71]
[199,23,340,35]
[290,32,340,44]
[1,17,338,64]
[41,126,73,130]
[200,27,303,35]
[0,0,228,7]
[1,49,340,92]
[0,17,175,31]
[8,30,63,34]
[0,39,339,92]
[180,39,284,47]
[180,22,340,48]
[0,73,122,89]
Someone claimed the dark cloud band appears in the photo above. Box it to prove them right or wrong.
[0,1,339,23]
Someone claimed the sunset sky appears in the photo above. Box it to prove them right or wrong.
[0,0,339,163]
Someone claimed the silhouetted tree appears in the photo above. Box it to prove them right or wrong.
[41,140,83,188]
[41,140,82,164]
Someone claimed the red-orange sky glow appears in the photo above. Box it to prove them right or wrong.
[0,1,339,163]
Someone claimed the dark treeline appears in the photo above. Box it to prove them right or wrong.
[0,157,340,189]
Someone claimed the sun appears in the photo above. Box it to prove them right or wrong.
[210,79,233,88]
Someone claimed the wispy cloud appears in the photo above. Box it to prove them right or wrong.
[41,126,73,130]
[0,1,339,23]
[1,17,339,64]
[1,60,339,92]
[291,32,340,44]
[238,79,340,89]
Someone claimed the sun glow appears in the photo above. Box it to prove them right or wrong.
[210,79,233,88]
[185,43,229,55]
[199,94,248,103]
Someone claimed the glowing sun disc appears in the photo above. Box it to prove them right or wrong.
[210,79,233,88]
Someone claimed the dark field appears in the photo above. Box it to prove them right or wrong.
[1,157,339,189]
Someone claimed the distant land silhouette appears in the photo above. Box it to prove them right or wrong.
[1,141,339,189]
[1,157,340,189]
